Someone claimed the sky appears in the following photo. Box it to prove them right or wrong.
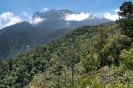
[0,0,132,29]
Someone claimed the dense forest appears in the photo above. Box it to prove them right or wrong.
[0,1,133,88]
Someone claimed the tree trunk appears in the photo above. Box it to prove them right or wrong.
[57,76,60,88]
[71,64,74,87]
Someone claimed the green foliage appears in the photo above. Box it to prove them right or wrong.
[81,52,98,72]
[105,79,125,88]
[120,48,133,69]
[101,35,132,66]
[0,24,98,87]
[0,17,133,88]
[80,76,103,88]
[0,22,71,60]
[116,1,133,38]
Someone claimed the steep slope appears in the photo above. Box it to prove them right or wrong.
[0,21,39,60]
[2,22,132,88]
[0,22,71,60]
[35,28,72,46]
[0,23,100,87]
[25,22,133,88]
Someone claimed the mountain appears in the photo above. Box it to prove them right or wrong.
[33,9,74,20]
[35,28,72,47]
[0,21,39,59]
[32,9,74,34]
[0,22,133,88]
[0,21,71,60]
[32,9,112,33]
[0,9,113,60]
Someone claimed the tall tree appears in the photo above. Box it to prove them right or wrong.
[116,1,133,37]
[91,27,108,67]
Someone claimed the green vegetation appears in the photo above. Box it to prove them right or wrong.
[116,1,133,38]
[0,21,71,60]
[0,9,112,60]
[0,1,133,88]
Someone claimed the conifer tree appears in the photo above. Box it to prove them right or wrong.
[117,1,133,37]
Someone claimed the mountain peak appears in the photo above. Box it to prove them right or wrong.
[32,9,74,20]
[31,9,112,30]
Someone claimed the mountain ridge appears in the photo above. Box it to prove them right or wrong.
[0,9,113,60]
[32,9,112,32]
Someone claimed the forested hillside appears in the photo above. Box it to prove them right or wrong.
[0,22,71,60]
[0,1,133,88]
[0,9,112,60]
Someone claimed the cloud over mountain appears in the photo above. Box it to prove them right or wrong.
[64,12,91,21]
[103,12,118,21]
[103,9,119,21]
[92,9,119,21]
[0,8,119,29]
[0,12,22,29]
[42,8,49,12]
[64,8,119,21]
[30,17,45,25]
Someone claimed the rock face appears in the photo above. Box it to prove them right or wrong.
[33,9,112,31]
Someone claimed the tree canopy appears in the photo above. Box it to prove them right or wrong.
[117,1,133,37]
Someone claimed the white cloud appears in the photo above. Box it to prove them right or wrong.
[103,12,118,21]
[28,16,32,20]
[0,8,120,29]
[0,12,22,29]
[0,12,14,21]
[30,17,45,25]
[5,16,22,27]
[93,9,119,21]
[103,9,119,21]
[65,12,91,21]
[65,8,119,21]
[22,11,28,16]
[42,8,49,12]
[114,8,119,13]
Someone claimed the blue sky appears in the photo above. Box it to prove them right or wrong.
[0,0,132,29]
